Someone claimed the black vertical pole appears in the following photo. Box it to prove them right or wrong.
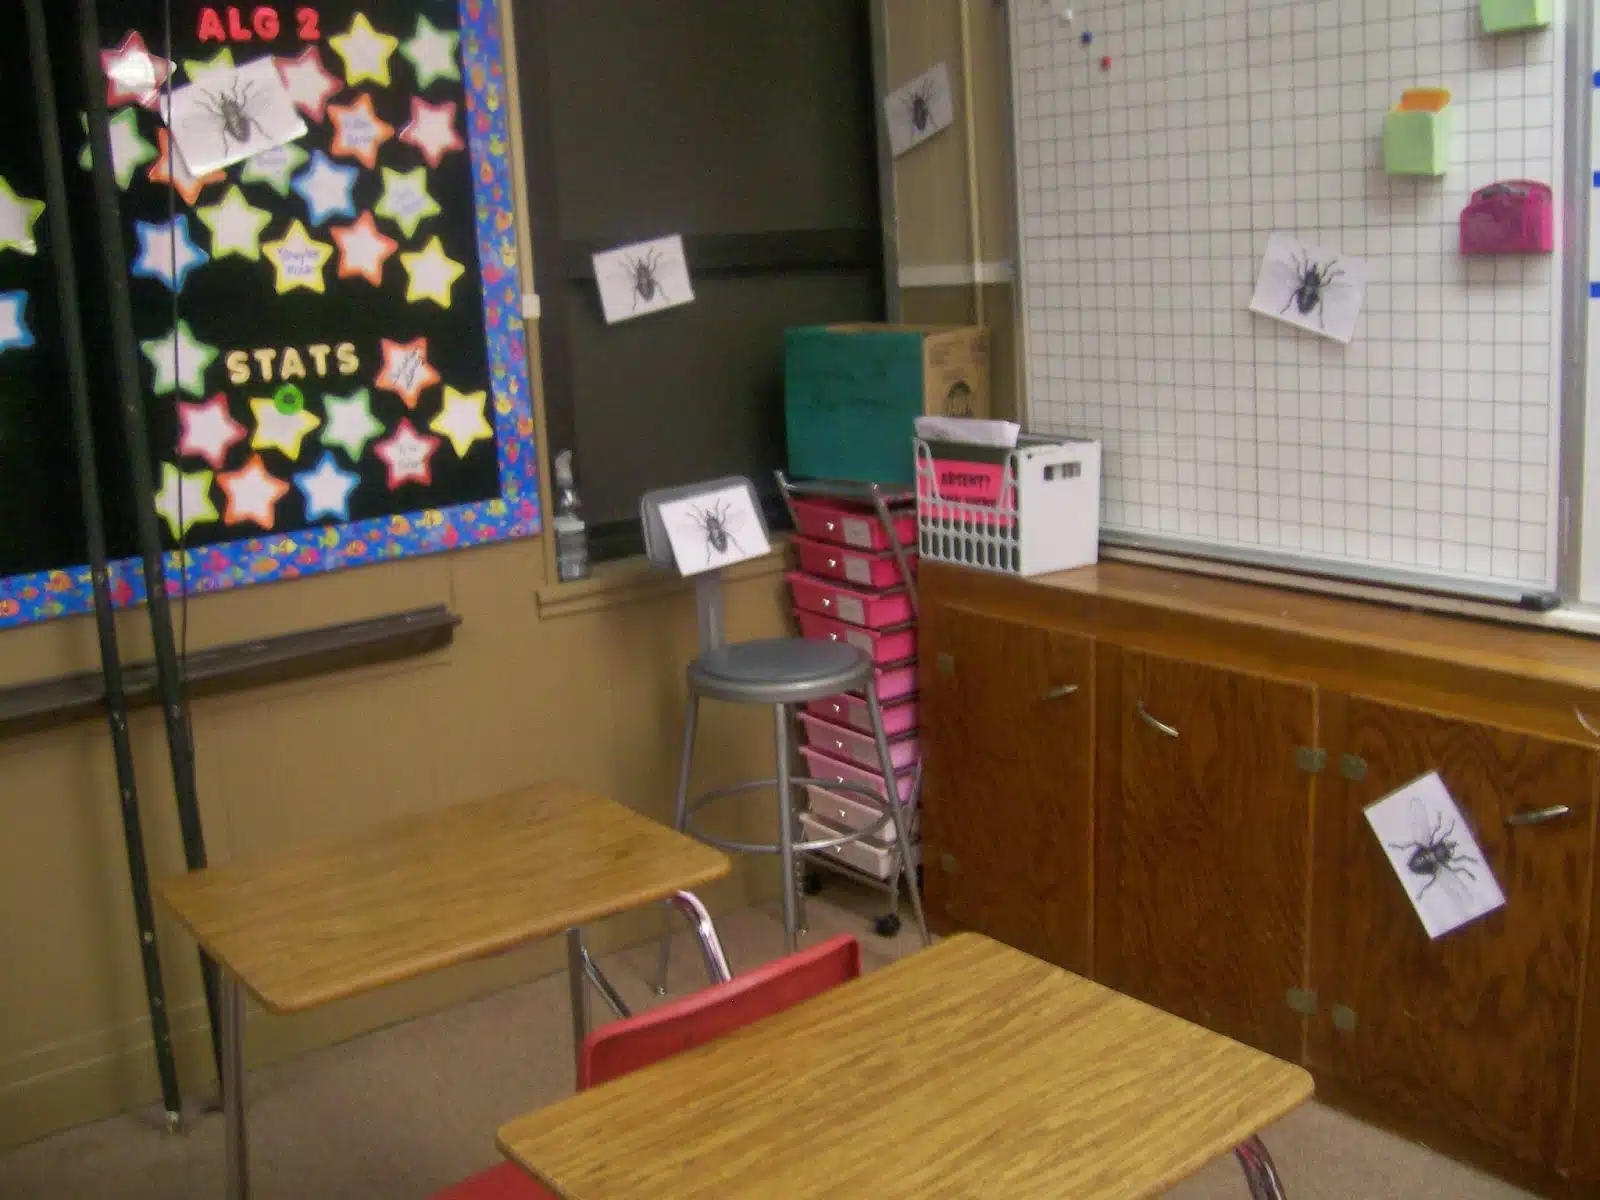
[74,0,225,1089]
[20,0,185,1130]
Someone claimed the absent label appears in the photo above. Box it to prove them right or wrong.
[835,595,866,625]
[846,628,873,653]
[841,516,872,547]
[842,555,871,585]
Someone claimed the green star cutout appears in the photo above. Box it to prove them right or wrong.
[153,463,219,540]
[77,110,157,190]
[197,186,273,261]
[140,319,219,397]
[321,388,385,461]
[375,166,441,238]
[0,175,47,256]
[401,15,461,88]
[240,143,309,198]
[182,48,235,84]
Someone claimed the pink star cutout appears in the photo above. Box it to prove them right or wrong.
[399,97,465,170]
[374,419,440,489]
[217,454,290,528]
[375,336,441,409]
[176,394,246,470]
[330,211,398,286]
[101,31,174,109]
[277,47,344,122]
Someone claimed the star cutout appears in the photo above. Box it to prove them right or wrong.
[401,15,461,89]
[0,291,34,355]
[101,31,174,109]
[0,177,46,256]
[182,48,235,85]
[176,394,247,469]
[375,336,440,409]
[131,215,209,292]
[330,210,397,285]
[78,109,157,189]
[295,452,360,521]
[292,150,359,226]
[330,14,399,87]
[375,166,440,238]
[399,97,464,169]
[327,93,394,169]
[400,236,465,308]
[374,419,440,489]
[249,394,321,459]
[277,46,343,121]
[240,142,308,196]
[218,454,290,528]
[262,220,334,294]
[149,129,224,206]
[321,387,385,460]
[153,463,218,540]
[429,386,493,457]
[196,186,272,261]
[140,319,218,396]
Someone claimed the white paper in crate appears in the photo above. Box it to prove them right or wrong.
[658,484,770,576]
[1364,772,1504,939]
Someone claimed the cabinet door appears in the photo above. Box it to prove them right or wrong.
[1311,696,1598,1170]
[1097,649,1315,1063]
[1577,874,1600,1188]
[922,606,1093,972]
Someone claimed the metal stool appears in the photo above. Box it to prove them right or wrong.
[641,478,930,993]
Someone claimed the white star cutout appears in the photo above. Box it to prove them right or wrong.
[240,143,308,196]
[330,211,397,285]
[0,177,46,257]
[140,320,218,396]
[329,14,399,87]
[153,463,218,539]
[131,216,209,292]
[292,151,358,225]
[399,97,464,169]
[375,419,439,488]
[295,452,360,521]
[196,186,273,261]
[375,166,440,238]
[277,46,343,121]
[0,291,33,354]
[218,455,290,528]
[78,109,157,189]
[321,388,385,460]
[182,49,235,86]
[176,395,246,469]
[249,396,321,459]
[400,236,465,308]
[401,15,460,88]
[429,387,492,457]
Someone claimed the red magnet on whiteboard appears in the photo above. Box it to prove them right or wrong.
[1100,55,1111,70]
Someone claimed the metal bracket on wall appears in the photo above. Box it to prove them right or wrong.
[1340,754,1368,782]
[1285,988,1318,1016]
[1332,1004,1358,1032]
[1294,746,1327,774]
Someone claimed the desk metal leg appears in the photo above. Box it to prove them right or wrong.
[220,970,248,1200]
[579,944,631,1020]
[1234,1135,1287,1199]
[667,890,732,984]
[565,928,589,1087]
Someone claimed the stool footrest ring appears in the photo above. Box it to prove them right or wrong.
[683,775,902,857]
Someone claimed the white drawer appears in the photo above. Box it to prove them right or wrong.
[800,812,916,880]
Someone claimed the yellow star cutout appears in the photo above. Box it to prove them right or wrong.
[249,396,322,459]
[400,235,466,308]
[429,386,493,457]
[330,13,400,87]
[262,220,334,295]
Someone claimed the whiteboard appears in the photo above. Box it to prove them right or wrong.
[1011,0,1572,599]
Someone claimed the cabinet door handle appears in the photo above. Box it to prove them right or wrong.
[1578,707,1600,740]
[1136,701,1179,739]
[1505,805,1570,827]
[1043,684,1079,700]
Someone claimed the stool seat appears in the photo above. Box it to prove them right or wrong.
[688,637,872,705]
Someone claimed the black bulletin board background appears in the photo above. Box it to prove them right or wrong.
[0,0,500,577]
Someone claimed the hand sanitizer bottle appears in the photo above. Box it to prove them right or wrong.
[553,450,590,582]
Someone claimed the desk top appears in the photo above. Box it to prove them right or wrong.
[497,933,1314,1200]
[156,783,730,1014]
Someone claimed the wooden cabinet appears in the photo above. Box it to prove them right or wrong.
[1577,884,1600,1190]
[1096,649,1315,1063]
[1309,696,1600,1170]
[921,606,1093,972]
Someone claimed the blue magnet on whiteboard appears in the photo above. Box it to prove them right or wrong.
[1081,30,1093,44]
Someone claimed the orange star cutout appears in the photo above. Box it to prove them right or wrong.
[327,93,395,170]
[376,336,442,409]
[330,211,399,286]
[148,129,224,206]
[217,454,290,528]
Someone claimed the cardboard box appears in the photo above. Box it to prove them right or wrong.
[784,324,991,485]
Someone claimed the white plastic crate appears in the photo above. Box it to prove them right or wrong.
[914,435,1101,576]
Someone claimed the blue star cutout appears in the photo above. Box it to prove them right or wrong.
[291,150,360,227]
[130,215,210,293]
[0,291,34,354]
[295,451,361,522]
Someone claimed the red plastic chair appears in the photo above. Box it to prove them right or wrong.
[429,934,863,1199]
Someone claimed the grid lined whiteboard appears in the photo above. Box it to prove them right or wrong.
[1012,0,1568,594]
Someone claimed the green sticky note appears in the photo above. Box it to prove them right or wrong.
[1383,107,1451,177]
[1480,0,1553,34]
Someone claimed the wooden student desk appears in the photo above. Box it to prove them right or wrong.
[498,933,1314,1199]
[156,782,731,1200]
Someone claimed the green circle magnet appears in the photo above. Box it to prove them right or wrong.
[273,383,305,414]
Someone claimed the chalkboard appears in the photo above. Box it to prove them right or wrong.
[0,0,538,628]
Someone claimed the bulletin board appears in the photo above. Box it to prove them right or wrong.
[1010,1,1574,600]
[0,0,538,629]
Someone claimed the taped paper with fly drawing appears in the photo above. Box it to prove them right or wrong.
[659,484,770,576]
[167,55,307,176]
[1364,772,1505,939]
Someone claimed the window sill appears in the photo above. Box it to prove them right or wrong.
[535,537,792,620]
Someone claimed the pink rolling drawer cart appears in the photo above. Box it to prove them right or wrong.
[776,472,922,939]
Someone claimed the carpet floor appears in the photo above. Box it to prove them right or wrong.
[0,884,1536,1199]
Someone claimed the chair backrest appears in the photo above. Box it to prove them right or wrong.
[579,933,862,1089]
[639,476,769,654]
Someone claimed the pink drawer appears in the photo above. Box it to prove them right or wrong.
[789,498,917,551]
[806,694,918,737]
[796,611,917,665]
[799,746,916,805]
[786,572,913,630]
[800,811,917,880]
[793,537,916,590]
[804,784,906,843]
[798,713,920,772]
[872,660,918,703]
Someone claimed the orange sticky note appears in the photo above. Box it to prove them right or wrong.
[1396,87,1452,113]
